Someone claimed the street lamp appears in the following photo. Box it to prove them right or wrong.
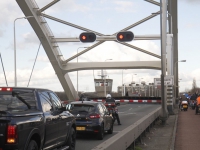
[174,60,186,99]
[104,59,112,97]
[14,16,33,87]
[77,47,89,95]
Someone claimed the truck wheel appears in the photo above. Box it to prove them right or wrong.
[27,140,38,150]
[66,128,76,150]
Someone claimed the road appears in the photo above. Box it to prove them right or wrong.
[75,103,161,150]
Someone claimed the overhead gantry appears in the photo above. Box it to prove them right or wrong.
[16,0,177,101]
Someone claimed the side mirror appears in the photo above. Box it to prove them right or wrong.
[66,104,71,111]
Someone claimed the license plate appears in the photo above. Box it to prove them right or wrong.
[76,127,85,131]
[183,105,187,108]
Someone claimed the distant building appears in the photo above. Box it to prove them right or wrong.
[94,70,113,97]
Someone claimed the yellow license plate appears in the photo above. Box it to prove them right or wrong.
[183,105,187,108]
[76,127,85,131]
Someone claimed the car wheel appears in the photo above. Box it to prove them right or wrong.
[97,124,104,140]
[27,140,38,150]
[108,123,113,134]
[66,127,76,150]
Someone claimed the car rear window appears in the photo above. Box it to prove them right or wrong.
[70,104,95,112]
[0,90,36,112]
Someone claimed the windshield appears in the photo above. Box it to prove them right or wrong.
[0,91,36,112]
[69,104,95,113]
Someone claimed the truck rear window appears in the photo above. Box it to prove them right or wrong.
[0,91,36,112]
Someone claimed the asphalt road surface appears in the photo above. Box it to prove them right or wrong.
[75,103,161,150]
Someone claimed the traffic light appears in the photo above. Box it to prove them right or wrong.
[116,31,134,42]
[79,32,96,43]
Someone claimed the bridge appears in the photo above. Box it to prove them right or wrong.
[14,0,178,149]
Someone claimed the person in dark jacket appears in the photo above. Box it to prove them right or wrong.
[105,94,121,125]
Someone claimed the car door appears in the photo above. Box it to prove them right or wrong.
[101,103,113,129]
[49,92,69,145]
[38,91,59,149]
[98,104,108,130]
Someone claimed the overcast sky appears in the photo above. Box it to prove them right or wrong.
[0,0,200,94]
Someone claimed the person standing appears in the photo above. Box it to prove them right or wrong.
[195,94,200,114]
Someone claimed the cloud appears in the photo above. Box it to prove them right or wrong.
[28,55,50,63]
[72,40,160,63]
[0,63,57,86]
[35,0,90,13]
[185,23,200,28]
[114,1,137,13]
[183,0,200,4]
[0,29,4,37]
[0,1,24,26]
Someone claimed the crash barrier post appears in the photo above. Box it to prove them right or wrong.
[91,107,161,150]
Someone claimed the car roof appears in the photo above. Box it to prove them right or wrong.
[70,101,101,105]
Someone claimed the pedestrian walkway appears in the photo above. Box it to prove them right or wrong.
[175,107,200,150]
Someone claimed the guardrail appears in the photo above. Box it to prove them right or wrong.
[91,107,161,150]
[91,99,161,103]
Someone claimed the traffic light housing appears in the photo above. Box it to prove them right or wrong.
[79,32,96,43]
[116,31,134,42]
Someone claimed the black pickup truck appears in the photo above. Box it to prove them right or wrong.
[0,87,76,150]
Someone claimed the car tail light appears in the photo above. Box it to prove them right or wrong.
[89,113,100,119]
[105,103,115,107]
[0,87,13,92]
[7,125,17,144]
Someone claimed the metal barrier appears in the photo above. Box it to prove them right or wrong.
[91,107,161,150]
[91,99,161,103]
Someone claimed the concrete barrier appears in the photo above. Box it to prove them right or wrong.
[92,107,161,150]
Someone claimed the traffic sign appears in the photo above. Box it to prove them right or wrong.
[154,75,174,86]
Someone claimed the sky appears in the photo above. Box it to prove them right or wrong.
[0,0,200,94]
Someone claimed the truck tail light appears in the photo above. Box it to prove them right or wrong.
[7,125,17,143]
[0,87,13,91]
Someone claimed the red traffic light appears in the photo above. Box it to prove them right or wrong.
[79,32,96,43]
[116,31,134,42]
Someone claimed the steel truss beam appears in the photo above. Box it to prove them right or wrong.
[62,61,161,73]
[16,0,173,101]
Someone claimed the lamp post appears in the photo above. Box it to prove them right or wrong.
[174,60,186,99]
[104,59,112,97]
[77,47,89,95]
[14,16,33,87]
